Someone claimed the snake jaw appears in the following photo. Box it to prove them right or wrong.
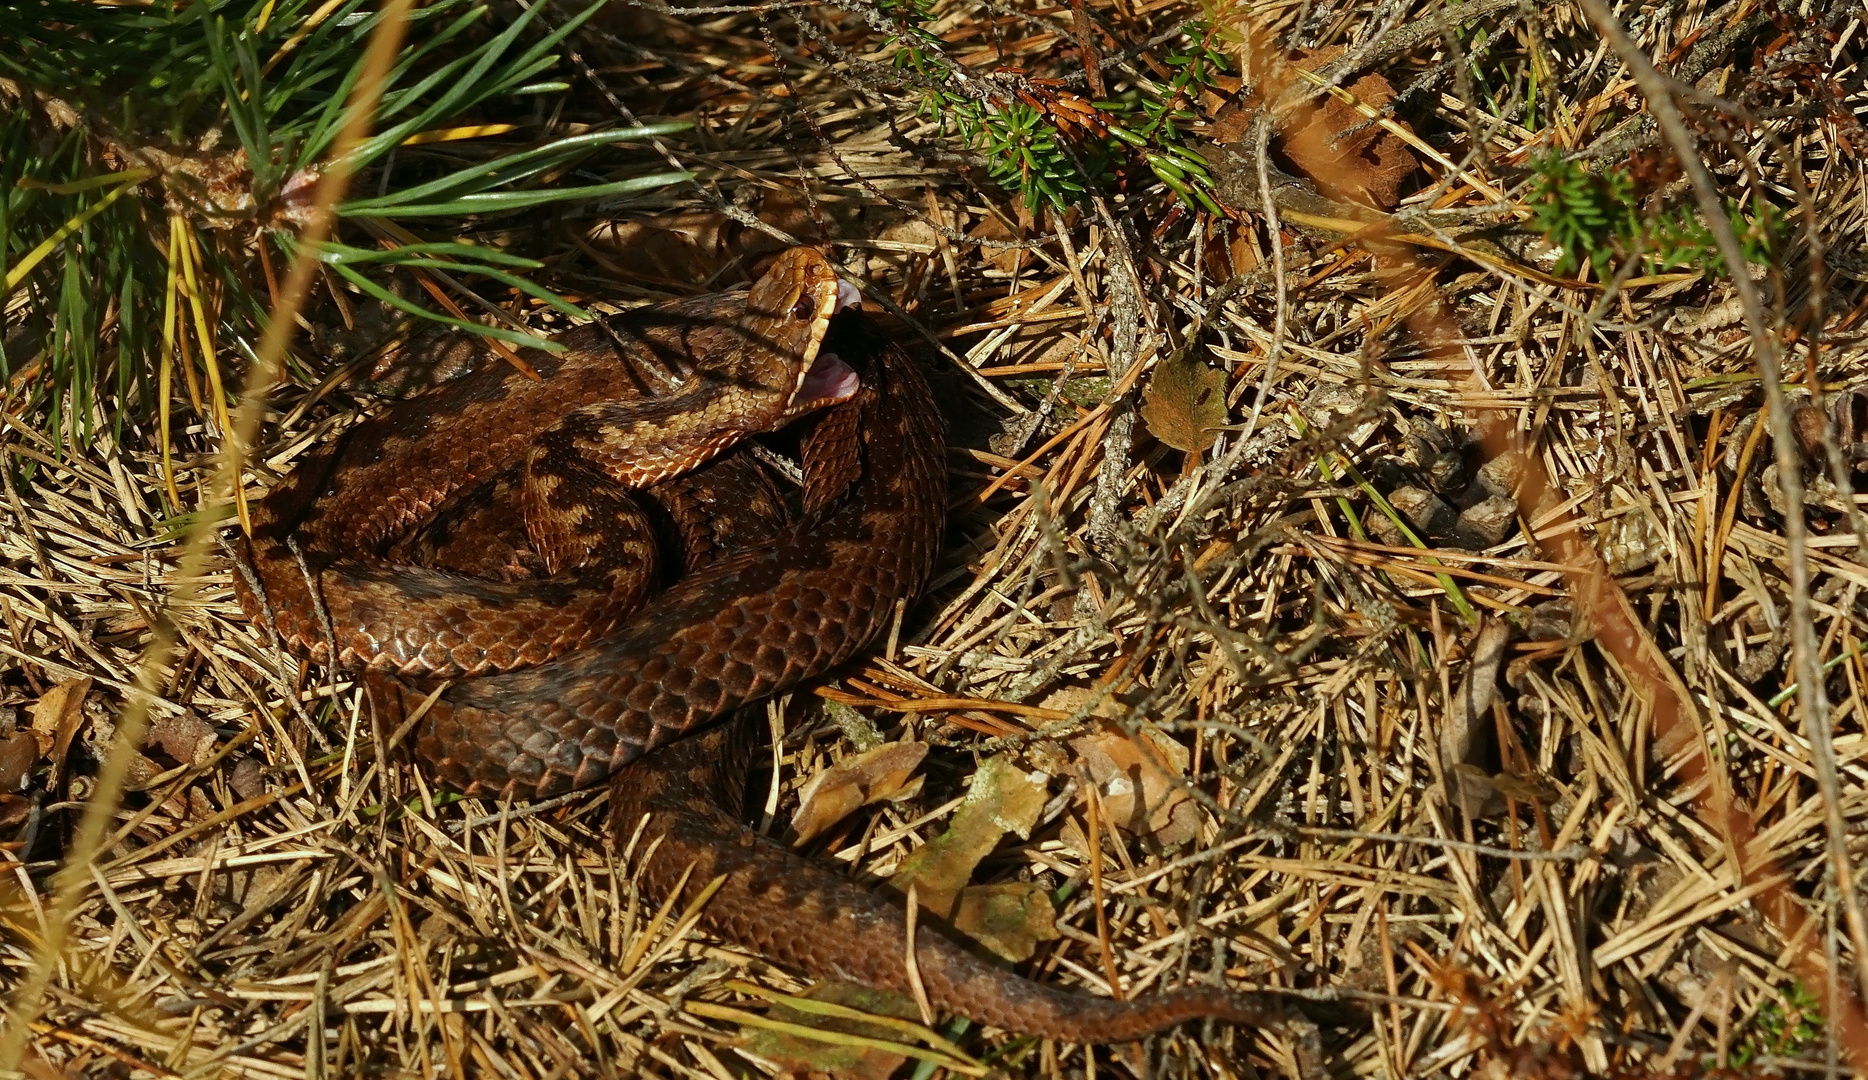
[790,279,865,410]
[780,264,863,417]
[793,351,862,412]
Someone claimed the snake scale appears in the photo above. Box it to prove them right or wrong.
[233,248,860,680]
[234,248,1285,1044]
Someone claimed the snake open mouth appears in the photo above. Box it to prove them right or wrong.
[795,350,861,408]
[788,277,864,409]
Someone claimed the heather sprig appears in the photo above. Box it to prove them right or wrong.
[1527,152,1783,279]
[883,10,1227,213]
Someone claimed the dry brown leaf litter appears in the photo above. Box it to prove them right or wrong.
[0,0,1866,1077]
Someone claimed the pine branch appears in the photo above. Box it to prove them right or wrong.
[0,0,686,476]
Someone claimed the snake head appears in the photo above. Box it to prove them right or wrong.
[739,247,863,420]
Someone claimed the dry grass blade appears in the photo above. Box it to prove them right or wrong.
[0,3,416,1072]
[5,0,1868,1076]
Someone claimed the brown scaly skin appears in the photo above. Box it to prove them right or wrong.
[613,718,1290,1044]
[232,248,856,678]
[246,274,1285,1043]
[397,324,944,798]
[385,448,792,582]
[409,324,1287,1043]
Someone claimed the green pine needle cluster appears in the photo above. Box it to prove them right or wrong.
[886,9,1226,213]
[1528,153,1783,280]
[0,0,686,463]
[1113,35,1229,213]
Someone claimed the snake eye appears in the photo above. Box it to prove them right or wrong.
[791,297,815,320]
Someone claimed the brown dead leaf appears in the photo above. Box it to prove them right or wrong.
[0,729,37,793]
[28,677,90,788]
[231,757,267,801]
[1141,350,1228,454]
[1440,617,1511,792]
[1210,47,1419,212]
[967,213,1034,275]
[0,794,31,833]
[1060,706,1200,848]
[149,711,219,768]
[792,741,928,844]
[952,882,1060,962]
[889,755,1048,919]
[1280,49,1417,210]
[735,980,922,1080]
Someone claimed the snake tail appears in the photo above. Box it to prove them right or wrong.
[611,718,1288,1044]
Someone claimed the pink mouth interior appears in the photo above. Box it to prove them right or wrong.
[798,351,861,404]
[834,281,863,311]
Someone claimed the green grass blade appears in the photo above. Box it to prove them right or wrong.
[341,173,692,217]
[327,262,566,354]
[314,240,544,269]
[337,125,688,212]
[1292,409,1478,623]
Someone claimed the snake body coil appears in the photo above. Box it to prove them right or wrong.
[396,321,946,797]
[236,256,1285,1044]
